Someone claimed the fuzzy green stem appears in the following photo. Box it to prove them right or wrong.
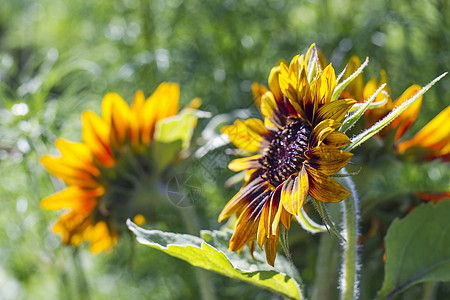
[340,172,360,300]
[178,206,217,300]
[311,229,339,300]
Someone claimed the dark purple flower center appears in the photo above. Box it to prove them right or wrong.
[260,120,312,186]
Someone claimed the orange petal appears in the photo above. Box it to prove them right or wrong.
[228,155,262,172]
[41,186,102,211]
[306,165,350,203]
[229,194,267,252]
[54,139,100,177]
[397,105,450,153]
[85,221,117,253]
[40,155,99,189]
[82,111,114,167]
[52,210,91,246]
[342,56,364,101]
[102,92,132,146]
[218,178,269,222]
[391,85,422,141]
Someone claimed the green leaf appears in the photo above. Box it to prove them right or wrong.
[127,220,303,300]
[345,72,447,151]
[153,109,198,171]
[377,200,450,299]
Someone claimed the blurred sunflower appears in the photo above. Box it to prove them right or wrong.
[41,83,199,252]
[397,105,450,161]
[219,45,356,265]
[341,56,423,142]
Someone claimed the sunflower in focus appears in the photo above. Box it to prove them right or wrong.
[219,45,356,265]
[41,83,199,252]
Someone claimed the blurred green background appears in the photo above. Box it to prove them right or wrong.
[0,0,449,299]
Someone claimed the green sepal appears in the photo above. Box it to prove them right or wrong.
[310,198,346,242]
[331,57,369,102]
[340,83,387,133]
[344,72,447,151]
[295,207,327,234]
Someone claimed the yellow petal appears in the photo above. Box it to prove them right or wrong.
[398,105,450,153]
[260,91,284,129]
[221,119,269,152]
[306,165,350,203]
[228,155,262,172]
[305,146,353,176]
[268,66,283,101]
[315,99,356,125]
[323,131,351,148]
[149,82,180,122]
[314,64,336,105]
[310,119,341,148]
[41,186,102,211]
[281,168,308,216]
[252,82,268,109]
[85,221,117,253]
[264,226,279,267]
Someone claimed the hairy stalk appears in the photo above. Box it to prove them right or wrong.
[339,170,361,300]
[178,205,217,300]
[311,218,340,300]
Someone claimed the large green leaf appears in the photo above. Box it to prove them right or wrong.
[377,200,450,299]
[127,220,302,299]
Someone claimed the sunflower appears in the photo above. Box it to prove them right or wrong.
[218,45,356,266]
[41,83,199,253]
[397,105,450,161]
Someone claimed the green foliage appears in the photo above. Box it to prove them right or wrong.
[128,220,302,299]
[377,200,450,299]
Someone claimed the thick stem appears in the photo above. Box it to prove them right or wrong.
[311,230,339,300]
[72,248,91,300]
[178,206,217,300]
[340,172,360,300]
